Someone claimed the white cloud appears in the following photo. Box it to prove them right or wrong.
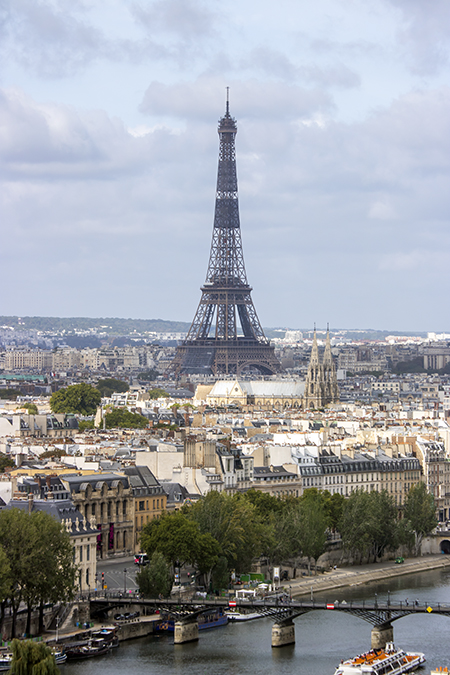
[368,200,396,220]
[1,0,450,329]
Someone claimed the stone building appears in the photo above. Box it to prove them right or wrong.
[61,473,133,559]
[200,379,305,409]
[303,328,340,409]
[123,466,167,552]
[5,496,97,592]
[0,413,78,438]
[299,448,422,506]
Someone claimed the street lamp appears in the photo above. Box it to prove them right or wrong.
[124,568,127,595]
[387,590,390,607]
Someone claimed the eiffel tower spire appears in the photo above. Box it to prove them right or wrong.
[169,97,280,377]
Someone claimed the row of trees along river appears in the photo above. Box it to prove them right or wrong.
[137,484,437,595]
[0,509,77,638]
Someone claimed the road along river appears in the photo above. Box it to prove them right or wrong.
[61,566,450,675]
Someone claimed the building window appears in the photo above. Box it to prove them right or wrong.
[86,569,90,587]
[123,501,127,516]
[79,545,83,562]
[139,501,145,511]
[86,544,90,561]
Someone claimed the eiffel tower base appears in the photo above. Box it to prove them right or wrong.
[170,341,280,376]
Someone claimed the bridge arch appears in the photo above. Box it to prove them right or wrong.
[440,539,450,554]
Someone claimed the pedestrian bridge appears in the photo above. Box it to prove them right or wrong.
[89,594,450,648]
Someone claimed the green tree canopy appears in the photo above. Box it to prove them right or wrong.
[0,508,76,637]
[104,408,148,429]
[339,489,398,563]
[404,482,437,555]
[147,388,169,399]
[140,511,221,586]
[50,383,101,415]
[136,552,173,598]
[96,378,129,398]
[186,491,268,574]
[140,512,202,568]
[9,639,59,675]
[0,453,14,473]
[22,403,38,415]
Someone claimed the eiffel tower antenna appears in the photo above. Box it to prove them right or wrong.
[169,100,280,377]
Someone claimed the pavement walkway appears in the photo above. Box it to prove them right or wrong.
[287,554,450,598]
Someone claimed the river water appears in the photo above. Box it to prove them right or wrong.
[62,568,450,675]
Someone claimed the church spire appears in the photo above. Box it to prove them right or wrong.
[310,326,320,365]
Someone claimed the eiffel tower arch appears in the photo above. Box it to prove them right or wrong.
[169,98,281,377]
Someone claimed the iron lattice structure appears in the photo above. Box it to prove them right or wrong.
[169,101,280,377]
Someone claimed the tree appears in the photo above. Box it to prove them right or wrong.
[0,454,14,473]
[297,495,328,574]
[339,490,398,564]
[140,512,221,585]
[104,408,148,429]
[22,404,38,415]
[323,491,346,531]
[50,383,101,415]
[24,511,77,633]
[136,552,173,598]
[147,388,169,399]
[0,509,76,637]
[96,378,129,398]
[187,491,268,574]
[0,545,11,638]
[339,490,375,564]
[9,639,59,675]
[404,482,438,555]
[195,533,221,589]
[140,512,202,569]
[0,389,21,400]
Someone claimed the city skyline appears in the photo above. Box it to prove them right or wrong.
[1,1,449,332]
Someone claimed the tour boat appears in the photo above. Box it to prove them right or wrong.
[224,608,263,621]
[64,638,111,660]
[334,642,425,675]
[0,654,12,672]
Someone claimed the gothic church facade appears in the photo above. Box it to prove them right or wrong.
[303,328,340,409]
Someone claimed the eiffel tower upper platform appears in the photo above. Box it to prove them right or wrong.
[169,97,280,377]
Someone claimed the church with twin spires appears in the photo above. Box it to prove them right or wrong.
[303,327,340,410]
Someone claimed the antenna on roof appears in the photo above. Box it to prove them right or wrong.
[226,86,230,115]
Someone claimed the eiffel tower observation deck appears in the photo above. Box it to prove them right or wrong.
[169,97,280,377]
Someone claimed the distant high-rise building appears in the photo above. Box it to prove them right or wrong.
[169,98,280,377]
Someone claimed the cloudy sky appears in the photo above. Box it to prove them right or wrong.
[1,0,449,332]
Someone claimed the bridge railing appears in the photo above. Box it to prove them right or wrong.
[88,592,450,614]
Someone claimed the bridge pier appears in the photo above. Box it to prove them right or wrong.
[272,619,295,648]
[371,624,393,650]
[174,619,199,644]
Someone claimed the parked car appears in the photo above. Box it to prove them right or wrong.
[134,553,149,566]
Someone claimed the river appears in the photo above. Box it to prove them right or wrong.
[62,568,450,675]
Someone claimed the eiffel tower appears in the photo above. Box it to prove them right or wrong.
[170,96,280,377]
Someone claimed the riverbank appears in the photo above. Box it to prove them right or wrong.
[289,554,450,597]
